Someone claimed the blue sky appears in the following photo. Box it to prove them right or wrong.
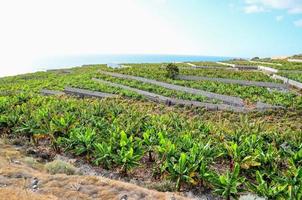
[139,0,302,57]
[0,0,301,76]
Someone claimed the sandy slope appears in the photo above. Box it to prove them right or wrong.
[0,140,188,200]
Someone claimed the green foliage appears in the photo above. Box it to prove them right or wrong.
[50,112,76,136]
[167,152,198,191]
[1,62,302,199]
[94,130,143,174]
[247,171,287,199]
[94,142,113,169]
[114,131,143,174]
[142,129,158,161]
[60,127,96,158]
[210,163,245,200]
[165,63,179,79]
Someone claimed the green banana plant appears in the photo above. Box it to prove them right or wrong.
[247,171,287,199]
[224,137,261,171]
[167,152,199,191]
[199,162,212,187]
[94,142,113,169]
[61,127,96,159]
[113,131,143,174]
[210,163,245,200]
[277,155,302,199]
[142,129,158,162]
[256,143,280,173]
[50,112,76,136]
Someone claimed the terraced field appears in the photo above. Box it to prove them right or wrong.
[256,59,302,70]
[100,64,301,108]
[1,61,302,199]
[277,71,302,83]
[187,61,229,68]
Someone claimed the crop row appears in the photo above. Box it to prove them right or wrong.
[186,61,228,67]
[259,59,302,70]
[0,92,301,199]
[111,65,302,108]
[0,66,212,104]
[1,64,301,109]
[179,68,279,82]
[278,72,302,83]
[129,63,279,82]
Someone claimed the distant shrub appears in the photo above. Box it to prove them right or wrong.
[45,160,76,175]
[292,54,302,59]
[165,63,179,79]
[23,157,41,169]
[251,57,260,60]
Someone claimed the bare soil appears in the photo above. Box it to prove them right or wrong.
[0,139,189,200]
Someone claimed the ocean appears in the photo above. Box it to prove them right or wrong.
[35,54,233,70]
[1,54,233,77]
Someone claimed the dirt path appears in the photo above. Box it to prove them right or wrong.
[0,140,189,200]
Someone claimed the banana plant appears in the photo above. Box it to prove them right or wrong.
[61,127,96,159]
[94,142,113,169]
[167,152,199,191]
[277,157,302,199]
[114,131,143,174]
[210,163,245,200]
[50,112,76,136]
[4,109,20,128]
[247,171,287,199]
[224,140,260,170]
[199,162,212,187]
[142,129,158,162]
[0,97,9,114]
[14,118,39,138]
[256,143,280,173]
[166,143,204,191]
[157,132,176,173]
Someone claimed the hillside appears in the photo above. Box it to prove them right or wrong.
[1,61,302,199]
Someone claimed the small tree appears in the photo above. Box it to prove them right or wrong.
[251,57,260,61]
[165,63,179,79]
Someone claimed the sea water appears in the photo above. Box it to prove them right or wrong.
[36,54,233,70]
[1,54,233,77]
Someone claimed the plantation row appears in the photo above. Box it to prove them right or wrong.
[278,71,302,83]
[102,64,302,108]
[254,59,302,70]
[178,67,279,82]
[0,92,302,199]
[1,62,302,199]
[1,64,301,109]
[176,75,287,89]
[0,67,211,104]
[186,62,228,68]
[91,78,246,112]
[225,59,302,71]
[99,70,245,107]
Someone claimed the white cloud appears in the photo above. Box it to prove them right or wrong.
[289,7,302,14]
[276,15,284,21]
[244,5,267,13]
[244,0,302,14]
[294,19,302,27]
[0,0,196,77]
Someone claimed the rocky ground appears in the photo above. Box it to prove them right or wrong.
[0,139,189,200]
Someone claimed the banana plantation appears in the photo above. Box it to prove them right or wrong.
[1,60,302,199]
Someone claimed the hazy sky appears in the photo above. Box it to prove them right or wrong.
[0,0,302,76]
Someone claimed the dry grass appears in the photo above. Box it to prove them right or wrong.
[0,188,57,200]
[0,139,190,200]
[45,160,77,175]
